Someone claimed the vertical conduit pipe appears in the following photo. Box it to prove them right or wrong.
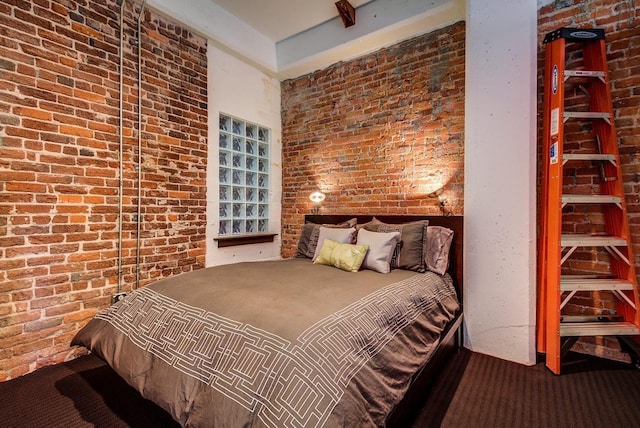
[135,0,147,290]
[117,0,127,294]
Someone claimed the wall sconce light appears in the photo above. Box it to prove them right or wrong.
[309,191,326,214]
[438,198,448,216]
[428,188,448,216]
[335,0,356,28]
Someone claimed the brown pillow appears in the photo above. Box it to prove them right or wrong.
[355,216,383,230]
[296,218,357,259]
[363,220,428,272]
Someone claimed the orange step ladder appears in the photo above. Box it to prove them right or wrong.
[537,28,640,374]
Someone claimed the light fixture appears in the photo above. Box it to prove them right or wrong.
[428,188,448,216]
[438,198,448,216]
[309,191,325,214]
[335,0,356,28]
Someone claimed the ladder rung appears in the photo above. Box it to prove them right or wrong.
[560,321,639,337]
[563,153,616,162]
[561,315,622,322]
[561,276,634,291]
[564,70,606,79]
[564,111,611,121]
[561,234,628,247]
[562,194,621,204]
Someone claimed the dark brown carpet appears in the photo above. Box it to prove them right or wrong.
[1,349,639,427]
[0,354,178,428]
[413,349,640,428]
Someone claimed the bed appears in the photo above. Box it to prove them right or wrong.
[72,215,463,427]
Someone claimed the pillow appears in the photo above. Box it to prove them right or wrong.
[296,218,357,258]
[356,228,401,274]
[313,239,369,272]
[364,220,429,272]
[356,216,383,230]
[426,226,454,275]
[312,227,357,261]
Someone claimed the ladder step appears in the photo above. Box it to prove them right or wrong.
[564,70,606,79]
[562,194,621,204]
[561,276,634,291]
[560,321,639,337]
[561,234,628,247]
[561,315,622,323]
[563,153,616,162]
[564,111,611,121]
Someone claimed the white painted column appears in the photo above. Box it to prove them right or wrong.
[463,0,537,365]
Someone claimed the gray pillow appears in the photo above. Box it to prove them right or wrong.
[312,227,357,261]
[356,228,401,273]
[296,218,356,258]
[364,220,428,272]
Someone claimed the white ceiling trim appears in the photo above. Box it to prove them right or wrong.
[147,0,277,73]
[146,0,465,81]
[277,0,466,80]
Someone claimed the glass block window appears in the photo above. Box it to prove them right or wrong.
[218,114,270,236]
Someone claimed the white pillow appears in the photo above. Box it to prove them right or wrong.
[312,227,357,261]
[356,228,401,274]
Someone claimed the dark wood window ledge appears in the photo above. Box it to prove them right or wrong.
[214,234,277,248]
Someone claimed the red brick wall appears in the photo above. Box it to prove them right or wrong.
[281,22,466,257]
[0,0,207,380]
[538,0,640,361]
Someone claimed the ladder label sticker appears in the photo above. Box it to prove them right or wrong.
[552,65,559,94]
[569,30,599,39]
[550,107,559,136]
[550,141,558,165]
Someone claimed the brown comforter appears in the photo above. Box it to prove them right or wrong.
[72,258,459,427]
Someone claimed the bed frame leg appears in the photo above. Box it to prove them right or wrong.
[456,314,464,352]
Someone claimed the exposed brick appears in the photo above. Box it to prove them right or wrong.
[63,308,98,324]
[0,0,207,379]
[44,303,81,317]
[281,22,466,258]
[24,317,63,333]
[6,266,49,281]
[2,311,41,328]
[0,280,33,293]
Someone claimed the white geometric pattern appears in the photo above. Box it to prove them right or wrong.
[96,273,455,428]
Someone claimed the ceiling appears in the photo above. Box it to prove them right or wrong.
[148,0,465,79]
[209,0,374,42]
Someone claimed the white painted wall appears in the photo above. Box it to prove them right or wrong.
[206,45,283,267]
[464,0,538,365]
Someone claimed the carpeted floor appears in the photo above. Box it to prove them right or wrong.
[0,354,178,428]
[412,349,640,427]
[1,349,639,427]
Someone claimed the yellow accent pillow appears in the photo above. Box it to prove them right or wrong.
[313,239,369,272]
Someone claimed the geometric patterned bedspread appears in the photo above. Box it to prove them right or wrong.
[74,259,459,427]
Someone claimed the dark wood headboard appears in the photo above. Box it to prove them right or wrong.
[304,215,464,303]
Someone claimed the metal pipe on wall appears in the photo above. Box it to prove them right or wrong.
[135,0,147,290]
[117,0,127,294]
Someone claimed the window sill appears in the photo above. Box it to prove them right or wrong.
[214,233,277,248]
